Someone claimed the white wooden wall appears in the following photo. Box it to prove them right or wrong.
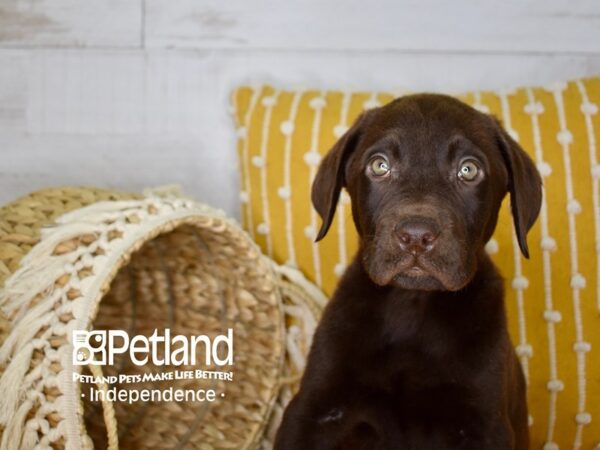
[1,0,600,217]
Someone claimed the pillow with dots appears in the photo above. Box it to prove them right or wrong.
[231,77,600,449]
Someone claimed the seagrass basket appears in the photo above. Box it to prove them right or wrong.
[0,187,325,450]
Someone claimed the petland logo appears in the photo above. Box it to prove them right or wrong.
[72,329,234,366]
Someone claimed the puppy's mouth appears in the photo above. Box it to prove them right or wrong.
[364,251,471,292]
[391,257,448,291]
[402,264,428,277]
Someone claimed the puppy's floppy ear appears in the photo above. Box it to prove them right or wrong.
[312,113,367,241]
[493,118,542,258]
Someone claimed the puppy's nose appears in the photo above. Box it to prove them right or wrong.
[394,218,440,255]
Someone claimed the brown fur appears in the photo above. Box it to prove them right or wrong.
[274,94,541,449]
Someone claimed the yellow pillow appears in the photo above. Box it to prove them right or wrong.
[231,78,600,449]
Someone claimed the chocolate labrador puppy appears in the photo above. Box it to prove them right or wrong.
[274,94,541,449]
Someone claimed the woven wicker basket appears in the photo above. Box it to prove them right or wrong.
[0,187,325,450]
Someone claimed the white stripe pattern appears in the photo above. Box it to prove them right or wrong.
[238,87,262,239]
[232,82,600,447]
[575,80,600,313]
[281,89,304,267]
[525,88,561,448]
[472,91,490,113]
[363,91,381,110]
[550,83,590,449]
[305,92,327,287]
[256,89,281,257]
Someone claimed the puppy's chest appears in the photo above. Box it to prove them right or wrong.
[332,326,487,447]
[348,301,468,393]
[352,329,458,394]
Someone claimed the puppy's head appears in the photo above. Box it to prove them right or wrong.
[312,94,542,291]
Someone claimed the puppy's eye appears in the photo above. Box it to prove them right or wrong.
[368,156,390,177]
[458,160,480,182]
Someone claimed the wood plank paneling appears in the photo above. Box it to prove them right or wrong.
[0,0,141,48]
[0,51,27,134]
[4,0,598,53]
[1,0,600,215]
[5,50,600,136]
[144,0,600,53]
[1,48,600,216]
[22,51,215,134]
[0,134,241,215]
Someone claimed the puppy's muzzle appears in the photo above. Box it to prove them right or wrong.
[393,217,440,255]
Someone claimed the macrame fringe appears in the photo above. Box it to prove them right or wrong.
[18,422,38,450]
[0,199,153,445]
[0,191,324,450]
[0,298,55,364]
[0,399,34,450]
[0,194,204,449]
[0,199,161,316]
[55,200,149,224]
[0,343,34,425]
[1,259,72,317]
[24,224,97,264]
